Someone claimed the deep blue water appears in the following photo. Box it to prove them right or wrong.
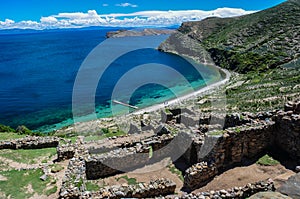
[0,29,221,132]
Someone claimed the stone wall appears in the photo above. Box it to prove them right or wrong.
[184,161,218,190]
[181,180,275,199]
[85,134,178,180]
[275,102,300,164]
[184,121,275,190]
[81,178,176,199]
[209,121,275,170]
[0,136,59,150]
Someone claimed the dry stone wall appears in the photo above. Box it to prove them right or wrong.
[180,180,275,199]
[0,136,59,150]
[81,178,176,199]
[275,103,300,164]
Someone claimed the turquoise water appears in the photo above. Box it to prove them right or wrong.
[0,29,222,132]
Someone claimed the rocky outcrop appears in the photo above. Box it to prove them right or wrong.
[106,29,175,38]
[158,31,214,64]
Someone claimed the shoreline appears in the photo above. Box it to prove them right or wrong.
[132,65,231,115]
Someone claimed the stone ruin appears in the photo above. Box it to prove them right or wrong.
[1,101,298,198]
[0,136,60,150]
[56,100,300,198]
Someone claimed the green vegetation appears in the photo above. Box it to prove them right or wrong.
[177,0,299,73]
[224,67,300,113]
[208,130,225,136]
[84,129,127,142]
[116,175,137,185]
[0,132,26,140]
[0,148,56,164]
[50,164,64,173]
[257,154,280,166]
[148,146,153,159]
[168,164,184,181]
[0,169,56,198]
[45,186,57,196]
[0,124,15,133]
[196,65,300,113]
[165,108,172,114]
[86,181,100,191]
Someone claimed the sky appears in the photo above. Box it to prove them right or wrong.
[0,0,286,29]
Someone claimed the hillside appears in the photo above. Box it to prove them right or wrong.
[160,0,300,73]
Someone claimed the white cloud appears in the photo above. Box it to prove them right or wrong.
[0,8,257,30]
[115,3,138,8]
[102,3,109,7]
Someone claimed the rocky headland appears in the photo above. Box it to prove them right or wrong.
[106,28,176,38]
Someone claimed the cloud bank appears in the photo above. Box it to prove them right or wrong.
[0,8,256,30]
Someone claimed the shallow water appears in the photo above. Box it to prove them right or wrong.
[0,29,221,132]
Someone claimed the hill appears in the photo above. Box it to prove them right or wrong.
[160,0,300,73]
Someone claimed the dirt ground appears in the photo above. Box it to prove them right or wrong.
[92,157,295,195]
[99,158,184,193]
[193,164,295,193]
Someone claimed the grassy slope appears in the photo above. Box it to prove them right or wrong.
[179,0,300,73]
[0,169,57,198]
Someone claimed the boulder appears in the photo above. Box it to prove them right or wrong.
[278,173,300,199]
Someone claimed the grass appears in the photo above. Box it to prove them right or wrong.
[50,164,64,173]
[0,132,26,140]
[45,186,57,196]
[0,148,56,164]
[0,161,10,171]
[0,124,15,133]
[0,169,56,198]
[208,130,225,136]
[116,175,137,185]
[85,181,100,191]
[168,164,184,181]
[148,146,153,159]
[257,154,280,166]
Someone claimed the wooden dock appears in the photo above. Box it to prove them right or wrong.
[113,100,138,109]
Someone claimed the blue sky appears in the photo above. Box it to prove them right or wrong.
[0,0,286,29]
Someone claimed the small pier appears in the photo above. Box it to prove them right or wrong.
[113,100,138,109]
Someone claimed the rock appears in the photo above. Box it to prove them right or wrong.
[249,191,292,199]
[128,123,140,134]
[277,173,300,199]
[295,166,300,173]
[40,174,48,181]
